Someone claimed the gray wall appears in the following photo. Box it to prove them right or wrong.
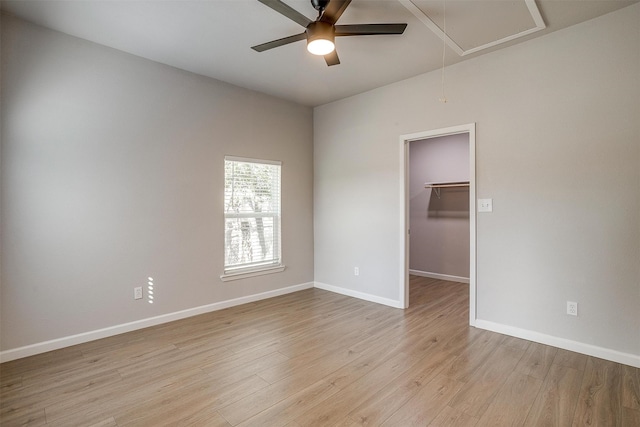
[1,16,314,351]
[314,5,640,358]
[409,134,469,278]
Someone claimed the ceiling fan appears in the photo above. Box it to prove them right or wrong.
[252,0,408,66]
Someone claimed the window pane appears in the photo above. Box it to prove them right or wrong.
[224,158,281,273]
[224,161,280,215]
[224,216,277,269]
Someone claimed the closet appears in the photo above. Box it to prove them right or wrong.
[409,134,470,283]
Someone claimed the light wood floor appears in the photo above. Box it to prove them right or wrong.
[1,276,639,426]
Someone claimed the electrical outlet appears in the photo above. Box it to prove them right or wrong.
[567,301,578,316]
[354,267,359,276]
[134,287,143,300]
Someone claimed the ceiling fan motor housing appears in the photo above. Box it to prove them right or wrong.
[306,21,335,55]
[306,21,335,40]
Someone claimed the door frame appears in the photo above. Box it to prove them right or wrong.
[399,123,476,326]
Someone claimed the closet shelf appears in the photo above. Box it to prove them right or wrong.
[424,181,469,199]
[424,181,470,189]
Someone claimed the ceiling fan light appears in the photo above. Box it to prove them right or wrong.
[307,38,335,55]
[306,21,335,56]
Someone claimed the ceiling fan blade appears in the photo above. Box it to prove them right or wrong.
[324,50,340,66]
[257,0,313,28]
[320,0,352,25]
[251,33,307,52]
[335,23,408,36]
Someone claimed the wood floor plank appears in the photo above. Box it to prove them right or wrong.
[622,365,640,410]
[87,418,118,427]
[256,308,404,385]
[271,305,395,359]
[43,368,204,424]
[572,357,623,426]
[292,312,470,426]
[115,374,269,426]
[523,363,584,427]
[0,278,635,427]
[427,405,480,427]
[201,350,289,383]
[19,341,177,393]
[347,345,453,425]
[46,413,115,427]
[1,369,123,425]
[553,348,588,371]
[235,378,340,426]
[218,332,402,426]
[515,342,558,380]
[0,371,23,397]
[499,335,531,351]
[440,331,504,383]
[380,374,465,426]
[115,341,234,380]
[179,409,232,427]
[0,347,84,379]
[447,343,527,418]
[222,299,372,355]
[286,351,417,427]
[475,371,542,426]
[258,323,395,387]
[622,407,640,427]
[0,407,47,427]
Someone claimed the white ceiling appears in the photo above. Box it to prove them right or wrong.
[2,0,637,106]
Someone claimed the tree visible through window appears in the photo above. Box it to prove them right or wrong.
[224,157,281,274]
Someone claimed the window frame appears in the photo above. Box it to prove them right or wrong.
[220,156,284,282]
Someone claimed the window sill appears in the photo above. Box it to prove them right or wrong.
[220,265,286,282]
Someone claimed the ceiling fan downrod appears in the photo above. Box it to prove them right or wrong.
[311,0,330,19]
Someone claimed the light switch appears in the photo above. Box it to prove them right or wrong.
[478,198,493,212]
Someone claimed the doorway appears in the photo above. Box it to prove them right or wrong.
[399,123,476,326]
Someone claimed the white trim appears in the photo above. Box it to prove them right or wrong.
[398,0,464,56]
[399,123,476,326]
[224,155,281,166]
[409,269,469,284]
[220,264,285,282]
[475,319,640,369]
[0,282,313,363]
[399,0,545,57]
[400,141,410,309]
[468,125,477,326]
[314,282,404,309]
[224,212,279,219]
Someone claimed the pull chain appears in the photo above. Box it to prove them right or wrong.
[439,0,448,103]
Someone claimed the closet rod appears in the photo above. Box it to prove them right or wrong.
[424,181,469,189]
[425,181,469,199]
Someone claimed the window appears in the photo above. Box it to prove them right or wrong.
[222,156,283,280]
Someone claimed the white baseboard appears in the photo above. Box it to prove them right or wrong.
[8,283,635,368]
[314,282,404,309]
[409,269,470,284]
[0,282,314,363]
[475,319,640,368]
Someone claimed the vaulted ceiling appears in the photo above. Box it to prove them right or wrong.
[2,0,637,106]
